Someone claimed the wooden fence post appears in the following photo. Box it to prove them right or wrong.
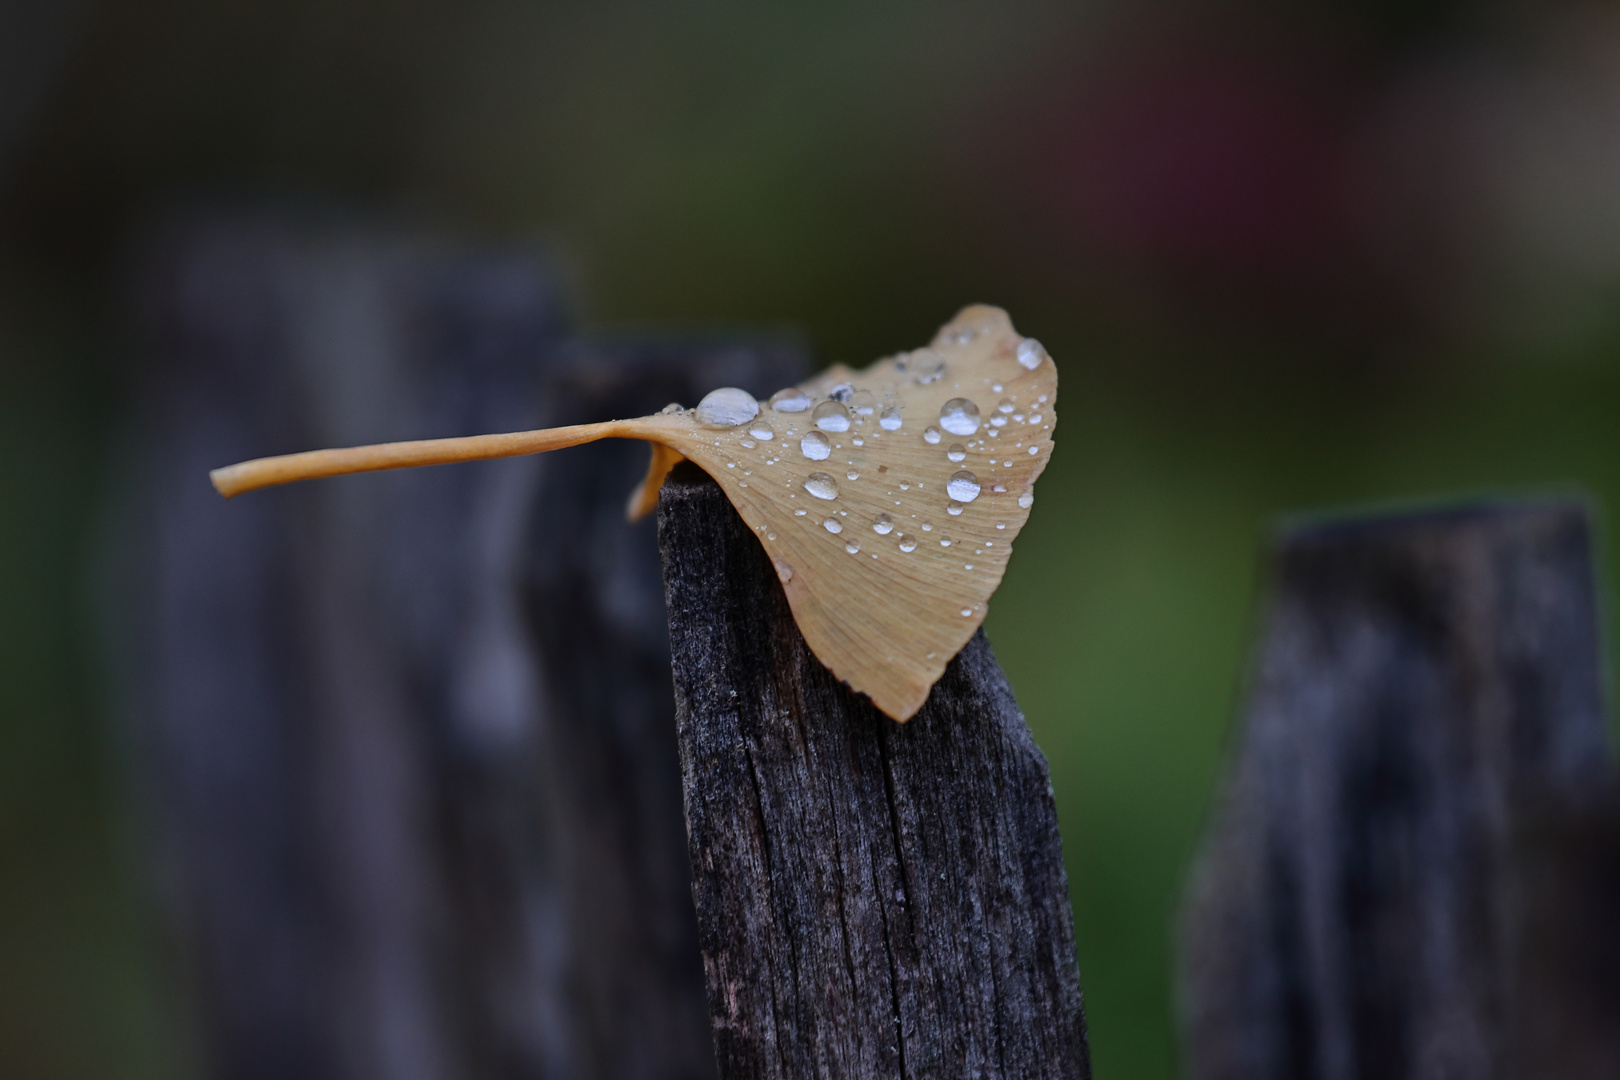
[655,464,1090,1080]
[1180,501,1615,1080]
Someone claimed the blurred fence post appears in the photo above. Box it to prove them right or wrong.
[654,465,1092,1080]
[110,210,806,1080]
[1180,500,1617,1080]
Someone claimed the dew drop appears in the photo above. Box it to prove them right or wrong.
[947,443,966,463]
[878,406,902,431]
[947,501,965,516]
[1018,491,1034,509]
[849,389,876,415]
[897,534,918,552]
[940,537,952,547]
[920,521,933,532]
[961,608,974,617]
[823,517,843,534]
[773,557,794,583]
[1017,338,1048,370]
[997,398,1015,414]
[847,470,860,481]
[946,470,981,503]
[661,402,685,415]
[939,398,981,436]
[995,521,1006,529]
[991,416,1007,428]
[805,473,839,500]
[909,349,947,384]
[770,388,811,412]
[748,420,775,441]
[740,438,756,448]
[923,425,942,444]
[800,431,831,460]
[812,400,852,432]
[873,514,895,535]
[695,387,759,428]
[845,539,861,554]
[1028,445,1040,455]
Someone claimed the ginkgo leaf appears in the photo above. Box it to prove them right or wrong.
[210,304,1056,720]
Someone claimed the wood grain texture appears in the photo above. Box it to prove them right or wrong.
[1180,500,1614,1080]
[656,464,1089,1080]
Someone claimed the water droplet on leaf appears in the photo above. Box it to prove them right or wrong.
[800,431,831,460]
[939,398,981,436]
[770,388,811,412]
[947,443,966,463]
[946,470,981,503]
[805,473,839,500]
[1017,338,1048,370]
[696,387,759,429]
[812,400,851,432]
[879,407,902,431]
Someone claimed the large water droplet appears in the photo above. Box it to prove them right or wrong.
[946,470,981,503]
[909,349,947,384]
[849,390,876,415]
[873,513,894,535]
[770,388,811,412]
[695,387,759,428]
[805,473,839,500]
[879,407,903,431]
[1018,491,1034,509]
[939,398,981,436]
[923,426,941,445]
[823,517,843,534]
[748,420,775,440]
[947,443,966,463]
[800,431,831,460]
[1017,338,1048,370]
[897,534,918,552]
[812,400,851,433]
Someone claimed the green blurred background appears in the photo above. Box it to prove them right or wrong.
[4,1,1620,1076]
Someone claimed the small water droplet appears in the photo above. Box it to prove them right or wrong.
[992,483,1006,493]
[748,420,775,441]
[845,539,861,554]
[909,349,947,384]
[1017,338,1048,370]
[773,557,794,582]
[823,517,843,534]
[829,382,854,402]
[940,398,981,436]
[964,564,974,570]
[991,383,1003,393]
[947,443,966,463]
[897,534,918,552]
[960,608,973,617]
[767,532,776,540]
[695,387,760,428]
[795,509,807,516]
[898,481,910,491]
[726,462,735,468]
[740,437,756,448]
[998,398,1015,414]
[1002,459,1013,468]
[879,407,903,431]
[1028,445,1039,455]
[1018,491,1034,509]
[800,431,831,460]
[991,416,1007,428]
[851,437,864,446]
[812,400,851,432]
[805,473,839,500]
[770,388,812,412]
[849,389,876,415]
[946,470,981,503]
[940,537,952,547]
[873,514,894,535]
[947,501,964,516]
[995,521,1006,530]
[847,470,860,480]
[661,402,685,415]
[921,521,933,532]
[923,426,941,445]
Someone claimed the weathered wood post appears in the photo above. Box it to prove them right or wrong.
[1180,501,1615,1080]
[655,465,1090,1080]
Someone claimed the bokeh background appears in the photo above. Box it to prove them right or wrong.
[5,1,1620,1077]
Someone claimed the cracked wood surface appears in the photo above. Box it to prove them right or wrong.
[656,464,1089,1080]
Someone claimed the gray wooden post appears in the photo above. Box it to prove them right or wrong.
[1180,501,1615,1080]
[655,464,1091,1080]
